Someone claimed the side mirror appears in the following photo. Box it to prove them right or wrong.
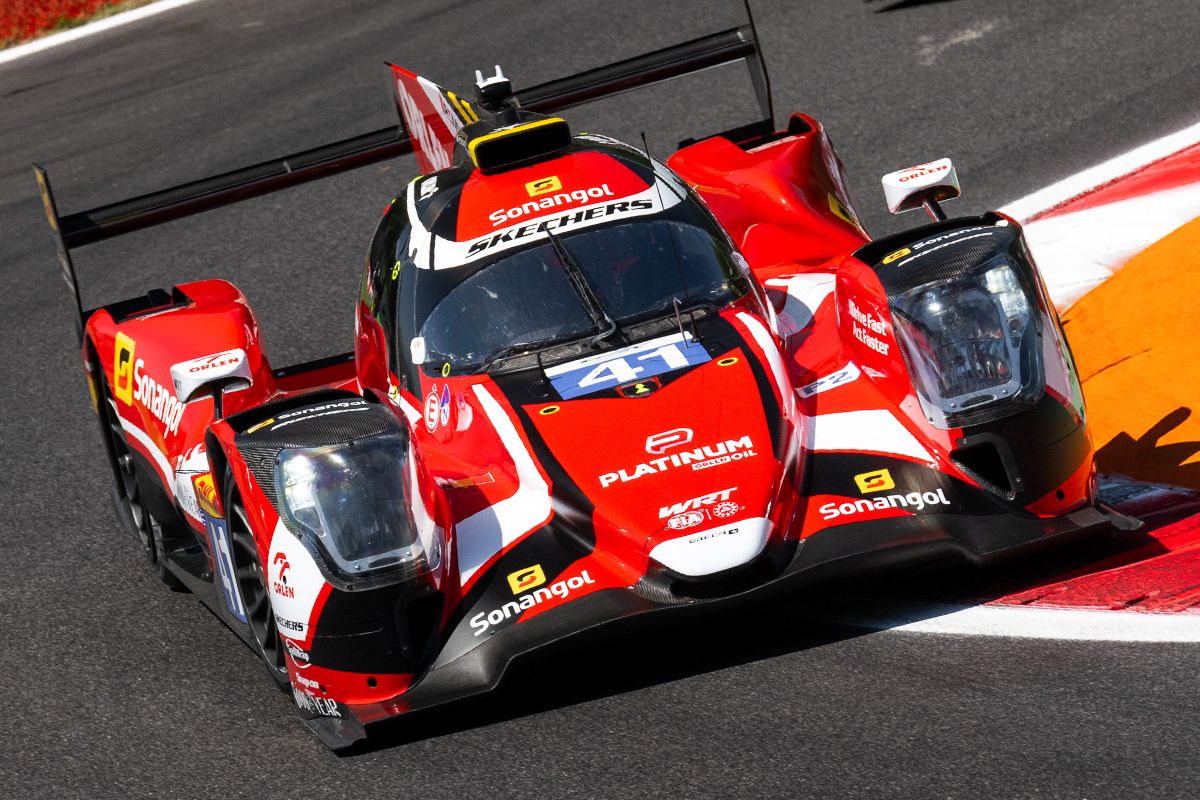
[881,158,960,221]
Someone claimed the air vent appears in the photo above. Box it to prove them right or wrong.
[952,438,1015,497]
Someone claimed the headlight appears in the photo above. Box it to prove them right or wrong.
[274,433,439,581]
[891,253,1043,428]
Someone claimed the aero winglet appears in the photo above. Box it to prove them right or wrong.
[388,65,479,174]
[32,164,84,341]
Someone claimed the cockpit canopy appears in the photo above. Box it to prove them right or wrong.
[418,211,749,375]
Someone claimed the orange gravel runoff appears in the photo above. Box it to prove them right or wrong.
[1064,214,1200,489]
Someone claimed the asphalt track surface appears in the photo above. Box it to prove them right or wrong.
[2,1,1200,797]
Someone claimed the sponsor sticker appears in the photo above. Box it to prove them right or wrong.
[667,510,706,530]
[854,468,895,494]
[193,472,248,623]
[798,361,861,398]
[254,399,368,433]
[819,488,951,521]
[271,552,295,599]
[113,332,185,435]
[113,332,136,405]
[661,487,742,530]
[890,227,997,268]
[600,436,756,488]
[419,176,439,201]
[470,570,596,636]
[546,332,710,400]
[618,376,662,398]
[882,247,911,265]
[646,427,693,455]
[424,386,440,432]
[847,298,891,357]
[292,687,342,718]
[895,160,951,183]
[525,176,562,197]
[285,638,311,668]
[489,183,616,228]
[507,564,546,594]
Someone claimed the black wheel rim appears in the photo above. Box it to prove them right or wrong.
[229,501,287,678]
[103,398,155,555]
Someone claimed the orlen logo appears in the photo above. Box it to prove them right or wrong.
[185,349,243,373]
[898,161,949,182]
[659,487,736,518]
[646,428,693,455]
[271,552,294,599]
[854,469,895,494]
[507,564,546,594]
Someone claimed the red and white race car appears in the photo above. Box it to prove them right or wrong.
[34,10,1129,748]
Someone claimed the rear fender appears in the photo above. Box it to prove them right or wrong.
[668,113,870,274]
[83,280,277,495]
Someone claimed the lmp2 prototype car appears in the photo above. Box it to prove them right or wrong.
[35,8,1131,748]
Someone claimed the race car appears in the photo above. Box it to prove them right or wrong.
[34,5,1133,748]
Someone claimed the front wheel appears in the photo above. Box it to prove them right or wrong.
[225,472,290,689]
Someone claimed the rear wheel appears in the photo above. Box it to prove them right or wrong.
[226,474,290,689]
[98,374,186,591]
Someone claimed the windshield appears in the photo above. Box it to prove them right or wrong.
[418,220,746,373]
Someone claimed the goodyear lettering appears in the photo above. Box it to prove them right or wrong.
[600,436,756,488]
[292,687,341,718]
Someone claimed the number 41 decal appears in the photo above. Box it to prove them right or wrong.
[544,332,711,400]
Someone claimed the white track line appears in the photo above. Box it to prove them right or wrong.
[0,0,208,67]
[811,599,1200,643]
[1000,117,1200,221]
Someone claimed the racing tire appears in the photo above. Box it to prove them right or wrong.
[224,471,290,690]
[98,374,187,592]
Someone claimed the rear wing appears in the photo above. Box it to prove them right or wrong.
[34,0,773,344]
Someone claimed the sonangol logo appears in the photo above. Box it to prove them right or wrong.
[507,564,546,594]
[854,468,896,494]
[526,176,561,197]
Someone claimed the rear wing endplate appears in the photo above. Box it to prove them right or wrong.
[35,1,772,343]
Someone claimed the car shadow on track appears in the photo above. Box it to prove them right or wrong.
[350,584,875,754]
[344,477,1196,754]
[1097,407,1200,491]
